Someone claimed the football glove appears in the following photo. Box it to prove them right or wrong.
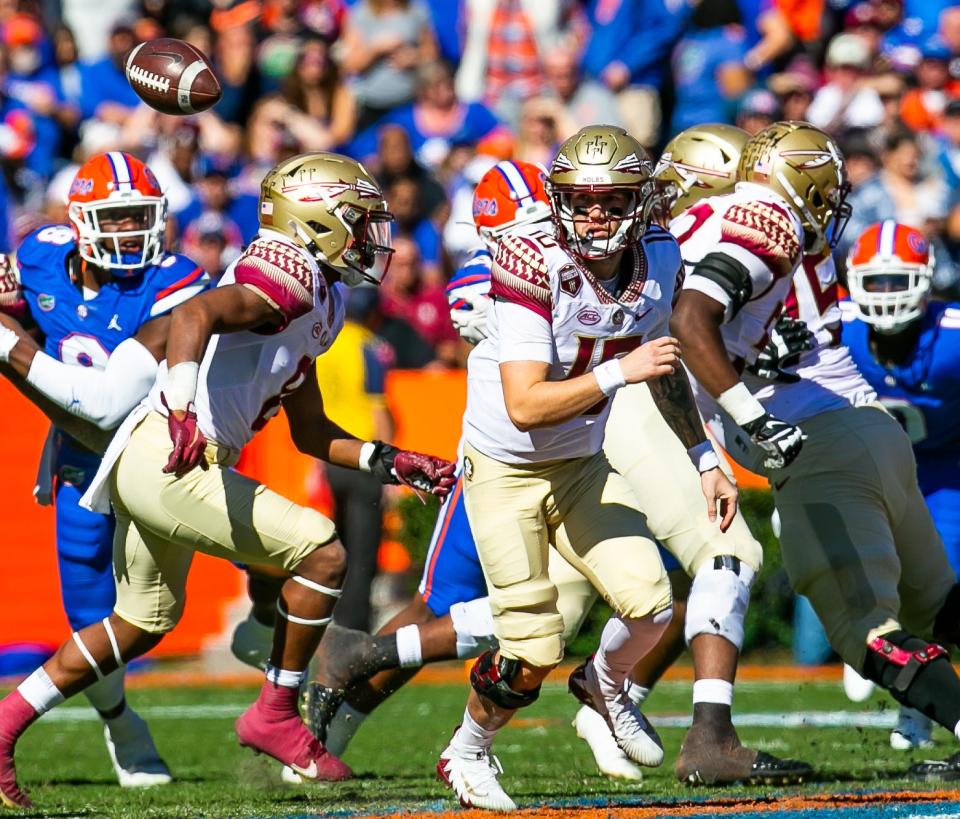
[449,290,491,345]
[161,393,208,478]
[747,315,815,383]
[741,412,805,470]
[0,255,26,320]
[366,441,456,499]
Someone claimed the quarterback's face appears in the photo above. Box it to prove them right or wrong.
[569,190,631,241]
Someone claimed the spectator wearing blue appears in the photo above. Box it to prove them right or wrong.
[385,175,442,282]
[422,0,465,67]
[735,88,779,135]
[3,14,76,182]
[347,61,502,171]
[190,158,260,246]
[77,21,142,123]
[669,0,752,135]
[580,0,685,147]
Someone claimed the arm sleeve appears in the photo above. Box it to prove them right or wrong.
[24,337,158,429]
[495,301,554,364]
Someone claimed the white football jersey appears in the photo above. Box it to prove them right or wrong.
[146,234,346,451]
[463,223,682,464]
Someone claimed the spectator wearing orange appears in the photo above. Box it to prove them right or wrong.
[900,36,953,133]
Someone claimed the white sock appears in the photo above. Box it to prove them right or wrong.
[17,667,65,715]
[84,666,126,715]
[953,719,960,743]
[265,664,306,688]
[450,707,498,756]
[692,679,734,706]
[396,624,423,668]
[624,681,650,707]
[593,611,672,699]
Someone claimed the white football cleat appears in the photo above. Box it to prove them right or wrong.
[890,707,934,751]
[842,664,875,703]
[437,741,516,812]
[230,612,273,670]
[573,705,643,781]
[103,708,172,788]
[569,661,664,768]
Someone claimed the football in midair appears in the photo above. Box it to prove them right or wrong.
[125,38,221,116]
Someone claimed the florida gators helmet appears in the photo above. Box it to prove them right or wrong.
[472,160,551,250]
[846,220,934,333]
[66,151,168,275]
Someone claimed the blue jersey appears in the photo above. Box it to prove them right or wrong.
[445,247,492,309]
[18,224,208,374]
[841,300,960,458]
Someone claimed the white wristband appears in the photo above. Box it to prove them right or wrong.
[358,441,377,472]
[163,361,200,411]
[593,359,626,397]
[687,440,721,473]
[0,325,18,363]
[717,381,766,427]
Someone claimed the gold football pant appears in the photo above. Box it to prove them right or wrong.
[770,405,956,669]
[110,412,338,633]
[462,443,672,668]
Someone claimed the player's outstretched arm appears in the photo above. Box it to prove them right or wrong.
[283,373,455,498]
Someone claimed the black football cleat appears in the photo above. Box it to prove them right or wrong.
[908,752,960,781]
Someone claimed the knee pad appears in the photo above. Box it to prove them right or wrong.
[469,649,540,710]
[449,598,496,660]
[933,583,960,646]
[684,556,755,650]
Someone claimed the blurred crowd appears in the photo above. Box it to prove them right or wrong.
[0,0,958,366]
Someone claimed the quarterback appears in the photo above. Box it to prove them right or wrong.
[671,121,960,780]
[0,152,454,808]
[436,126,738,811]
[0,151,209,788]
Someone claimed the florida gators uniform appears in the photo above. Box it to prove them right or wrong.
[16,223,207,632]
[842,300,960,573]
[81,230,346,634]
[676,185,955,671]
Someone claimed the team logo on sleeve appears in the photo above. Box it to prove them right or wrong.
[37,294,55,311]
[559,264,582,296]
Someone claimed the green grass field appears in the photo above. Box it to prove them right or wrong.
[7,668,958,818]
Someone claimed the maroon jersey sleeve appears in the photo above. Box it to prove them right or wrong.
[489,233,552,322]
[233,238,316,332]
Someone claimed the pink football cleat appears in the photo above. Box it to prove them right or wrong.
[0,692,36,808]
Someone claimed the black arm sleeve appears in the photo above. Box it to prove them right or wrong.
[689,252,754,316]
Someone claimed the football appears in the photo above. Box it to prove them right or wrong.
[125,37,221,116]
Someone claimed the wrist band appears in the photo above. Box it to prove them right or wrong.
[593,359,626,397]
[687,440,721,473]
[164,361,200,411]
[717,381,766,426]
[358,441,377,472]
[0,325,18,363]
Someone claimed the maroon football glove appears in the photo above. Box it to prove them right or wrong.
[0,255,27,320]
[367,441,456,499]
[161,393,208,478]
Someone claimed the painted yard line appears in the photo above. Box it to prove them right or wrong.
[35,704,901,729]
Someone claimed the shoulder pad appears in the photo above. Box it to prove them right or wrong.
[489,233,551,320]
[938,305,960,330]
[234,238,316,329]
[720,200,801,276]
[16,225,74,290]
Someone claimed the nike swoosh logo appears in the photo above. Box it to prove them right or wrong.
[635,308,652,321]
[773,477,790,491]
[291,760,317,778]
[155,51,184,68]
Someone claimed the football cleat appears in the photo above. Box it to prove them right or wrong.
[568,660,664,767]
[229,612,274,671]
[890,707,934,751]
[103,708,172,788]
[437,736,516,812]
[235,701,351,782]
[303,681,346,745]
[572,704,644,781]
[909,752,960,781]
[842,664,876,703]
[0,744,29,808]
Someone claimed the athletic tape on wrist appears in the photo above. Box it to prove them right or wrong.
[358,441,377,472]
[717,381,766,427]
[687,440,721,473]
[0,325,18,363]
[164,361,200,411]
[593,359,626,397]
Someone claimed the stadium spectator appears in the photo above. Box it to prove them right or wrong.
[378,235,458,367]
[735,88,780,134]
[338,0,439,130]
[807,33,884,132]
[541,45,622,136]
[739,0,796,75]
[386,175,442,282]
[187,159,259,245]
[369,123,446,220]
[180,210,243,280]
[315,286,396,632]
[841,129,882,190]
[455,0,586,127]
[669,0,752,134]
[279,35,356,151]
[211,17,262,126]
[844,1,887,60]
[767,60,817,121]
[513,96,562,168]
[52,23,82,161]
[76,20,142,125]
[899,36,953,133]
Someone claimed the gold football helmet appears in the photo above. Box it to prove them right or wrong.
[655,123,749,218]
[259,152,394,286]
[738,121,851,254]
[548,125,660,259]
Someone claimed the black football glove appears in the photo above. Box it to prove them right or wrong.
[747,315,815,383]
[741,412,805,470]
[367,440,456,498]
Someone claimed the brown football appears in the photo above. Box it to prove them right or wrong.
[125,38,221,116]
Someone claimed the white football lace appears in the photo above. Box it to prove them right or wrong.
[127,64,171,94]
